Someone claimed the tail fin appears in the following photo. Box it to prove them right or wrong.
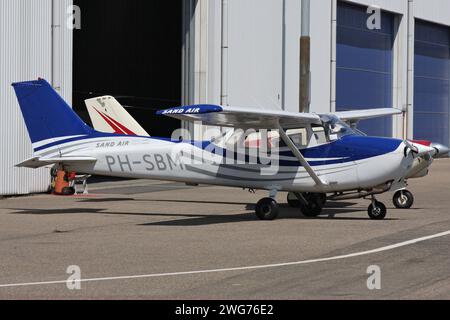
[85,96,150,136]
[12,79,93,149]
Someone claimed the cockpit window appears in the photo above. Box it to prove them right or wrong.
[312,125,328,145]
[209,117,360,150]
[321,115,357,141]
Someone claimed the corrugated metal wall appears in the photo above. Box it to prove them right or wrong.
[0,0,72,196]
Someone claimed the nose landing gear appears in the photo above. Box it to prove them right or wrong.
[393,190,414,209]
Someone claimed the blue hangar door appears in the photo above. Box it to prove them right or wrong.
[336,2,395,137]
[414,20,450,147]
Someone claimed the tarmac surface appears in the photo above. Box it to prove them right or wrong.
[0,160,449,299]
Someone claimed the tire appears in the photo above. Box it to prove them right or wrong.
[47,185,54,194]
[300,202,322,217]
[61,187,76,196]
[255,198,279,220]
[287,192,301,208]
[316,193,327,207]
[368,201,387,220]
[393,190,414,209]
[300,193,323,218]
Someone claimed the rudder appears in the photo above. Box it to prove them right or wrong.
[12,79,93,148]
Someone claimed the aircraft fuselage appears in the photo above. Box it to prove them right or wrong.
[38,134,413,194]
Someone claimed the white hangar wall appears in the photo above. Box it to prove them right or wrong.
[0,0,73,196]
[225,0,283,110]
[197,0,449,142]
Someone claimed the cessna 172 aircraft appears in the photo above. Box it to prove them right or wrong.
[12,79,449,220]
[84,95,448,211]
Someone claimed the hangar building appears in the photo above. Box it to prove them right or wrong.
[1,0,449,195]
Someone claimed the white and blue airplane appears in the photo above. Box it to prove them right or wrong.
[12,79,448,221]
[84,94,448,210]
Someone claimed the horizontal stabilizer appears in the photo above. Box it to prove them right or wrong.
[16,157,97,169]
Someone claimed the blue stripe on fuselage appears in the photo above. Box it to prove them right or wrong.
[190,135,403,167]
[34,132,402,167]
[297,135,403,163]
[33,132,179,152]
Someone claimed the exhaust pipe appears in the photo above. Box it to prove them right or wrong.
[328,183,392,201]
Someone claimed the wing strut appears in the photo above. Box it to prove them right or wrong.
[278,126,328,188]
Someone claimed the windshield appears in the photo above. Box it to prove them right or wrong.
[320,115,357,141]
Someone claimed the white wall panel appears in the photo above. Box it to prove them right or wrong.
[207,0,223,105]
[283,0,301,113]
[414,0,450,26]
[226,0,283,110]
[0,0,72,196]
[346,0,406,15]
[53,0,73,105]
[310,0,332,114]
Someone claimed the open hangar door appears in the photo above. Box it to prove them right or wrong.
[73,0,183,138]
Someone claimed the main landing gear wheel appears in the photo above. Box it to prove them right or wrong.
[61,187,76,196]
[299,193,323,218]
[287,192,327,209]
[255,198,279,221]
[368,201,387,220]
[316,193,327,207]
[393,190,414,209]
[300,203,322,218]
[287,192,300,208]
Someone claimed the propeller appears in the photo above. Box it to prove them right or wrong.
[431,143,450,159]
[404,140,436,159]
[404,140,449,159]
[403,140,419,158]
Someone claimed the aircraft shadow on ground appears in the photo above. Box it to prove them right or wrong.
[8,199,399,226]
[79,198,253,206]
[137,208,400,226]
[78,198,135,203]
[79,198,363,209]
[9,208,107,215]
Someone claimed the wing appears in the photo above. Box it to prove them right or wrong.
[333,108,402,122]
[158,104,327,188]
[157,104,322,128]
[85,96,150,136]
[16,157,97,169]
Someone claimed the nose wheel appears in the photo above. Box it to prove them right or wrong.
[393,190,414,209]
[368,198,387,220]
